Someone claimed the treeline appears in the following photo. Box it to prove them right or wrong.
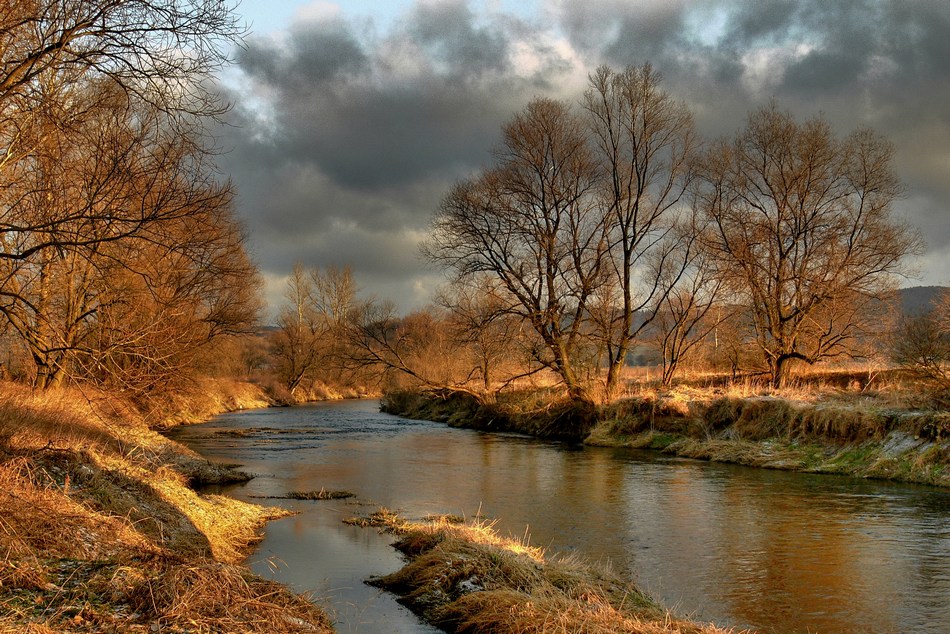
[0,1,259,405]
[270,65,929,405]
[265,263,949,406]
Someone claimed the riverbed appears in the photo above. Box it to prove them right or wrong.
[173,399,950,633]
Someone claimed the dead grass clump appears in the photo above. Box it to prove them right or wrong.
[343,507,404,528]
[0,387,129,456]
[363,512,741,634]
[794,407,890,441]
[703,398,743,432]
[254,488,356,501]
[0,557,333,634]
[598,397,655,436]
[286,488,355,500]
[152,378,271,428]
[516,398,599,440]
[589,395,698,445]
[0,455,153,562]
[901,412,950,441]
[0,556,49,592]
[674,438,802,469]
[731,398,799,440]
[123,559,332,633]
[439,589,737,634]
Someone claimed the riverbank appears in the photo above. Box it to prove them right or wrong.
[382,384,950,488]
[348,509,740,634]
[0,381,333,633]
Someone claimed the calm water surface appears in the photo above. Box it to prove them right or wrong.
[173,399,950,634]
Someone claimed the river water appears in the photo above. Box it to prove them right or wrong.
[172,399,950,634]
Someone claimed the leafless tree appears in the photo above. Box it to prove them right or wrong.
[436,275,540,398]
[0,0,240,117]
[0,1,253,393]
[584,64,699,396]
[272,264,322,396]
[341,301,479,396]
[271,264,358,396]
[0,78,258,391]
[698,104,920,388]
[893,289,950,390]
[425,98,608,402]
[651,214,724,386]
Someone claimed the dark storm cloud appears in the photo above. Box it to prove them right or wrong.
[552,0,950,257]
[218,1,579,311]
[407,0,511,75]
[238,18,369,87]
[223,0,950,315]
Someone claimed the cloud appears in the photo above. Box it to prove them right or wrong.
[221,0,950,317]
[219,1,586,314]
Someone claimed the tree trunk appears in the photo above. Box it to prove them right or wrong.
[771,355,790,389]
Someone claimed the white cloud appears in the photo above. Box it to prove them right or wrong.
[739,42,815,98]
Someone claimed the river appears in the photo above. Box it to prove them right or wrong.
[172,399,950,634]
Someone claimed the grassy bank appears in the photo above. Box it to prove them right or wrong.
[382,381,950,487]
[0,382,333,633]
[349,509,740,634]
[381,388,598,442]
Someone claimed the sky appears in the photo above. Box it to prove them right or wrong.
[219,0,950,316]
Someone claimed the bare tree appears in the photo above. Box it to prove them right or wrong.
[652,215,724,386]
[436,275,539,398]
[698,104,920,388]
[0,0,259,398]
[893,289,950,389]
[342,300,485,397]
[311,265,357,328]
[425,98,607,402]
[0,0,240,116]
[272,264,322,396]
[584,64,699,396]
[271,264,358,396]
[0,78,258,391]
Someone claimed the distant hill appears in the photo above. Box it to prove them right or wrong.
[897,286,948,316]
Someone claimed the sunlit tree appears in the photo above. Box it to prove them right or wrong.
[698,105,920,387]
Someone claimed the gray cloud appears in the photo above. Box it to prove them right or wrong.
[221,0,950,316]
[406,0,511,76]
[219,2,579,312]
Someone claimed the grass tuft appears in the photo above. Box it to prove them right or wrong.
[355,510,744,634]
[254,488,356,500]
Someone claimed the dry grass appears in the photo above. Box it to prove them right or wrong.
[588,382,950,486]
[358,512,744,634]
[0,381,332,633]
[154,377,272,428]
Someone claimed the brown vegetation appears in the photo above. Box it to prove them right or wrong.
[0,382,332,633]
[0,0,261,403]
[354,511,742,634]
[386,367,950,487]
[697,104,917,388]
[413,65,919,405]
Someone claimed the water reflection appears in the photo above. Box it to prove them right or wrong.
[174,399,950,634]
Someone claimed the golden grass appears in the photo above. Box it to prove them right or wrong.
[359,512,744,634]
[155,377,272,428]
[0,381,332,633]
[379,361,950,486]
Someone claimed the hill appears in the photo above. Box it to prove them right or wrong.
[897,285,948,316]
